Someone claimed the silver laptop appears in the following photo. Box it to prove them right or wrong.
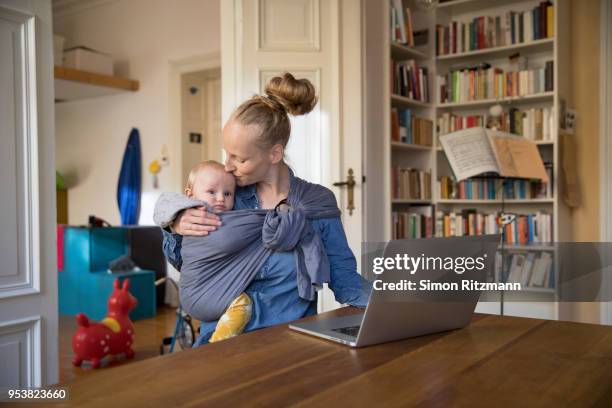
[289,235,500,347]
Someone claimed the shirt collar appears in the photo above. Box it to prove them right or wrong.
[235,167,296,202]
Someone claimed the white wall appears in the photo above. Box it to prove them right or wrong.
[54,0,220,225]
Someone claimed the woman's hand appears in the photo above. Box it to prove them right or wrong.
[172,207,222,236]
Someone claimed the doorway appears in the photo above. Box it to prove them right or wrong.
[180,68,222,185]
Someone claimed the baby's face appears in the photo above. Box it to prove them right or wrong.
[188,168,236,212]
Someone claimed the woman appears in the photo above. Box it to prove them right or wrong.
[162,72,371,346]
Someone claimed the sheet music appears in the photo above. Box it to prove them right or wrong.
[487,129,549,182]
[439,128,499,181]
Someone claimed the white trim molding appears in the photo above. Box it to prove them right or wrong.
[0,7,41,299]
[600,0,612,325]
[0,316,42,388]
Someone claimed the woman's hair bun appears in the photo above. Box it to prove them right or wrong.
[264,72,318,116]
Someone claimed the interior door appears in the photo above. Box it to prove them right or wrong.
[181,69,223,184]
[221,0,364,312]
[0,1,58,389]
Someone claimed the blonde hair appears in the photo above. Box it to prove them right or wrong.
[231,72,318,150]
[185,160,228,191]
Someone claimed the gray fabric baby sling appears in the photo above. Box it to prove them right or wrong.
[153,176,341,322]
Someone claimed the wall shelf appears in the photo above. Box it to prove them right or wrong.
[437,92,555,109]
[391,142,433,151]
[436,198,555,205]
[436,38,554,62]
[54,66,139,102]
[391,94,432,108]
[391,42,428,59]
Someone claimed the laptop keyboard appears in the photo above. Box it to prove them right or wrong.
[332,325,360,338]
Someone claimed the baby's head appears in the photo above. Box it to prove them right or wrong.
[185,161,236,212]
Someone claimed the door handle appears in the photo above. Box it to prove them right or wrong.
[333,168,356,215]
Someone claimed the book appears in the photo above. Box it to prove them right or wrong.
[521,252,537,286]
[391,167,432,200]
[528,252,553,287]
[507,254,525,283]
[439,127,549,182]
[392,206,434,239]
[413,29,428,47]
[391,0,406,44]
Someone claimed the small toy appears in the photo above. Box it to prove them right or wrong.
[72,279,138,368]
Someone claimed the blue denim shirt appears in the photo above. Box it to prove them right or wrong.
[162,177,372,346]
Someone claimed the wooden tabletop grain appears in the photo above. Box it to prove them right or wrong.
[55,307,612,407]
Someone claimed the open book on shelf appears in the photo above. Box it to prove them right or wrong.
[439,127,549,182]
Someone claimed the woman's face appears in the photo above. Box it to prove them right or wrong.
[223,120,272,186]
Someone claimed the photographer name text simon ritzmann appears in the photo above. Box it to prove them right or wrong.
[371,253,522,292]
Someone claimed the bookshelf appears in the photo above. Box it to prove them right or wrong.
[364,0,570,320]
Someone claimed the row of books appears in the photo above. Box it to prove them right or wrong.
[494,252,554,289]
[504,107,555,141]
[437,113,485,136]
[392,210,434,240]
[438,173,553,201]
[391,167,432,200]
[436,107,554,141]
[438,61,554,104]
[435,210,553,244]
[391,108,434,146]
[391,59,430,102]
[435,2,554,56]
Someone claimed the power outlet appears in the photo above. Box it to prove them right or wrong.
[564,109,576,134]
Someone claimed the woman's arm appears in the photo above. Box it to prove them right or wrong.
[316,217,372,307]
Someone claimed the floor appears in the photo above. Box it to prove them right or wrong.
[59,306,197,383]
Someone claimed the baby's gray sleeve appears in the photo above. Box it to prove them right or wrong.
[153,192,206,228]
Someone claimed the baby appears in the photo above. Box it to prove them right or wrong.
[183,160,252,342]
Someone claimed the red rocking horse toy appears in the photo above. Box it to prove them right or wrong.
[72,278,138,368]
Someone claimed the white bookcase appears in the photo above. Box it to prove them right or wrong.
[364,0,570,320]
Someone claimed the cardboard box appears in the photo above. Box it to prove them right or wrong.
[63,46,113,76]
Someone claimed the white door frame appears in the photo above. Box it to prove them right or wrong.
[168,52,221,192]
[600,0,612,325]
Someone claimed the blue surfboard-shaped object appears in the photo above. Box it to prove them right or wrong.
[117,128,142,225]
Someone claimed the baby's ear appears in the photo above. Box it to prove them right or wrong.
[185,187,193,197]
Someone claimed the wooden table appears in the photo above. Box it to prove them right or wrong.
[58,307,612,407]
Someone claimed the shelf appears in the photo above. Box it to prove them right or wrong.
[391,142,432,151]
[436,38,554,62]
[54,66,139,102]
[499,244,555,252]
[520,286,556,294]
[391,94,432,108]
[391,42,428,60]
[436,198,554,204]
[392,199,432,204]
[436,140,554,151]
[438,92,554,109]
[436,0,531,13]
